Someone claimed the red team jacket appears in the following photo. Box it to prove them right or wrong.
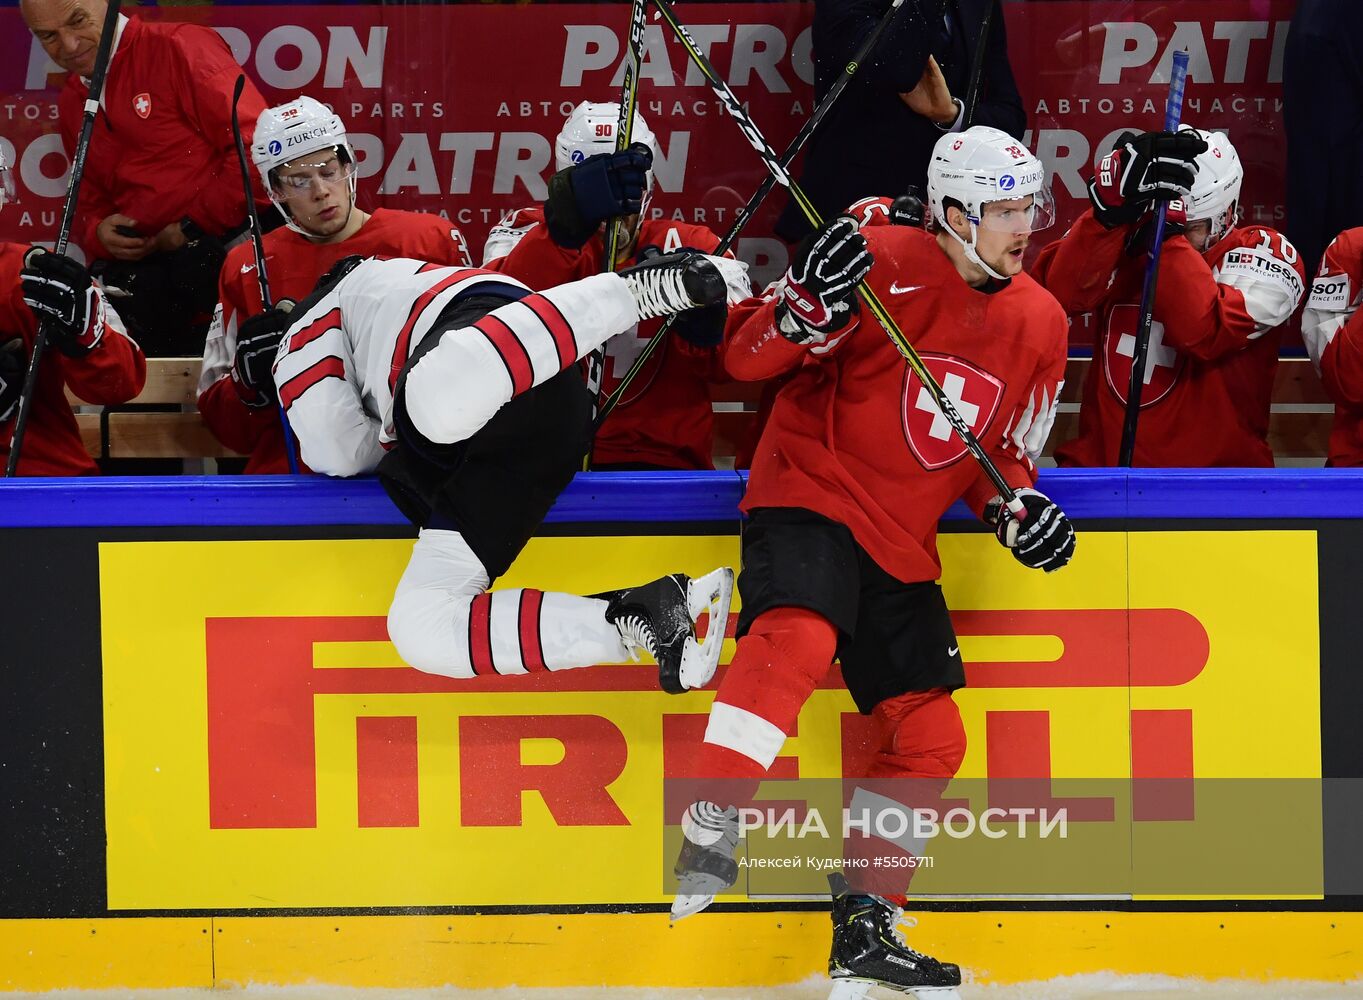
[485,209,730,470]
[198,209,472,473]
[731,226,1068,584]
[1040,210,1306,467]
[1303,227,1363,466]
[57,15,270,257]
[0,245,146,475]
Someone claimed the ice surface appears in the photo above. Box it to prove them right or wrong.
[9,976,1363,1000]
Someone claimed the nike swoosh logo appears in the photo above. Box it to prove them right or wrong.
[948,646,959,657]
[890,282,924,295]
[240,263,256,274]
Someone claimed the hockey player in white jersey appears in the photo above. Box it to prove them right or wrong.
[272,249,749,690]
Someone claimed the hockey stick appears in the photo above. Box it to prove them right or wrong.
[230,74,299,474]
[652,0,1026,515]
[5,0,122,477]
[1117,48,1190,468]
[596,0,916,428]
[960,0,995,129]
[583,0,649,468]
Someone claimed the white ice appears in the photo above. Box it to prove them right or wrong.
[10,977,1363,1000]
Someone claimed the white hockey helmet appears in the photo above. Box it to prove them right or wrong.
[928,126,1054,279]
[555,100,660,172]
[0,144,15,212]
[252,97,357,235]
[1182,127,1243,246]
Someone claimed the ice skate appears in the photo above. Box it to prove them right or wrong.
[602,567,733,694]
[670,799,741,921]
[826,873,962,1000]
[619,250,732,319]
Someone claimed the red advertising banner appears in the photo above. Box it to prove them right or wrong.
[0,1,1293,289]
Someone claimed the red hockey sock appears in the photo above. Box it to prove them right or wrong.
[696,607,838,806]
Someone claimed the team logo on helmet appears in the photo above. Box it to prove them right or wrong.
[1102,305,1183,407]
[900,354,1004,470]
[133,93,151,119]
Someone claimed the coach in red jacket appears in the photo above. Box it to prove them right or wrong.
[22,0,272,356]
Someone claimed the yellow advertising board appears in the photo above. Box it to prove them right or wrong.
[100,530,1320,910]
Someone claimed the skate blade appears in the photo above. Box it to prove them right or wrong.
[669,891,715,922]
[678,566,734,690]
[829,980,960,1000]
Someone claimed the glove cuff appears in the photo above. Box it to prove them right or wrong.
[1088,178,1141,230]
[544,168,597,250]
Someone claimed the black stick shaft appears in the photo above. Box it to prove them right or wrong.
[596,0,915,428]
[651,0,1023,514]
[6,0,122,477]
[231,75,271,311]
[961,0,996,129]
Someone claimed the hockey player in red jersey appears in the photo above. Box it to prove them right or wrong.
[198,98,472,474]
[485,102,750,470]
[270,246,749,691]
[0,149,146,476]
[1041,128,1306,467]
[670,128,1074,1000]
[1303,229,1363,465]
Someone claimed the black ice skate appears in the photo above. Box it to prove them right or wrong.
[602,567,733,693]
[619,250,728,319]
[670,799,742,921]
[826,873,962,1000]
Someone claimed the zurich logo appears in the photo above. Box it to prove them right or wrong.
[268,140,283,156]
[571,150,586,164]
[998,174,1016,191]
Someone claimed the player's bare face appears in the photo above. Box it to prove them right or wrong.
[275,154,356,241]
[23,0,107,77]
[975,197,1035,278]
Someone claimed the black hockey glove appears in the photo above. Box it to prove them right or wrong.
[231,300,295,407]
[20,247,98,356]
[0,337,26,423]
[636,244,726,348]
[1126,197,1189,258]
[777,216,873,345]
[1088,129,1207,229]
[985,488,1076,572]
[544,144,653,249]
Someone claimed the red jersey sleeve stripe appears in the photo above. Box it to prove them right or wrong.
[472,313,534,396]
[468,593,495,676]
[518,589,547,673]
[289,307,342,353]
[522,293,578,371]
[278,356,346,410]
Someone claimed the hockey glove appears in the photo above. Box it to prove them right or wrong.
[777,216,873,344]
[636,244,726,348]
[1088,130,1207,229]
[231,300,295,407]
[986,488,1076,572]
[1125,197,1188,258]
[544,144,652,249]
[20,247,100,356]
[0,337,26,423]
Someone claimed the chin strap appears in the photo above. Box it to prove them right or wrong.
[944,216,1010,282]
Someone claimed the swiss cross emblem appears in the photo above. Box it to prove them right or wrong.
[601,323,665,408]
[900,354,1004,470]
[1102,304,1183,407]
[133,93,151,119]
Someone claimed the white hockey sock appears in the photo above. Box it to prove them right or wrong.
[387,529,629,679]
[403,272,638,446]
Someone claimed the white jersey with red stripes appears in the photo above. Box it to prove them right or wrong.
[272,258,535,477]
